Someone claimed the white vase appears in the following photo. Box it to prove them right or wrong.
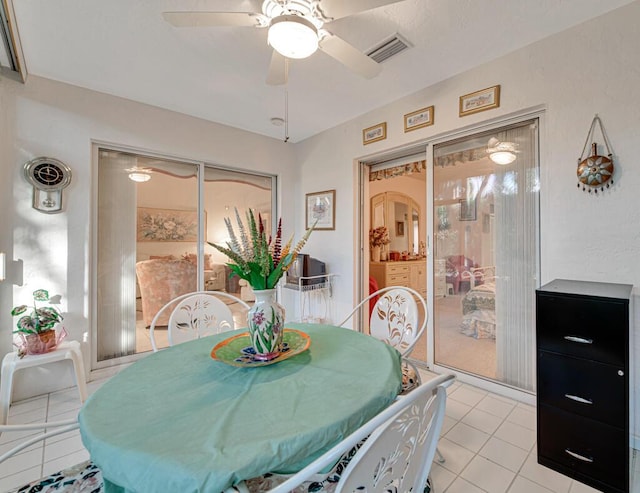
[372,245,381,262]
[381,245,388,261]
[247,289,286,361]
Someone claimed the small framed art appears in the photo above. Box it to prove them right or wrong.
[459,85,500,117]
[459,199,477,221]
[362,122,387,145]
[404,106,434,132]
[306,189,336,230]
[396,221,404,236]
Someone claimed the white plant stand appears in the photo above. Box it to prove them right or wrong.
[0,340,87,426]
[285,274,337,324]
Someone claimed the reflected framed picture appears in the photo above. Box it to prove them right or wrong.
[404,106,434,132]
[137,207,202,241]
[459,199,476,221]
[396,221,404,236]
[459,85,500,117]
[362,122,387,145]
[306,189,335,230]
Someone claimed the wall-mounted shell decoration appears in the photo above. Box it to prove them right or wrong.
[577,143,613,193]
[577,115,614,194]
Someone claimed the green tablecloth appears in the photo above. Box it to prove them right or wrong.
[79,323,402,493]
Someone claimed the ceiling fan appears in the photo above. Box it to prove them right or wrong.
[163,0,406,85]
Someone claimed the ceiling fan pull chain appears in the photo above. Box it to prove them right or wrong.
[284,84,290,143]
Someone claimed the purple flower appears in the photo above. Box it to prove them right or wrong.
[252,311,266,326]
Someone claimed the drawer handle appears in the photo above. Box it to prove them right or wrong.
[565,449,594,463]
[563,335,593,344]
[564,394,593,405]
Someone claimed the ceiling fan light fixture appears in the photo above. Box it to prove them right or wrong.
[128,172,151,183]
[487,137,518,165]
[126,167,152,182]
[268,15,318,59]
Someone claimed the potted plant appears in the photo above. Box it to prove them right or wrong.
[11,289,64,356]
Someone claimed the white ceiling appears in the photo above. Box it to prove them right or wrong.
[10,0,635,143]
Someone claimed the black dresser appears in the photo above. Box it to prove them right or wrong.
[536,279,632,493]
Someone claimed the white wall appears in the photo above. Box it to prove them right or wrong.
[0,75,297,398]
[294,1,640,444]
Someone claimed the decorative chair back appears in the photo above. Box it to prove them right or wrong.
[265,374,455,493]
[339,286,427,358]
[150,291,250,351]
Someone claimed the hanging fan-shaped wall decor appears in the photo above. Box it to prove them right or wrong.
[576,115,615,194]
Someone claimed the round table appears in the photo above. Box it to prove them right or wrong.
[79,323,402,493]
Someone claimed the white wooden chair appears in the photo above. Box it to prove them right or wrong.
[229,373,455,493]
[149,290,251,351]
[339,286,427,394]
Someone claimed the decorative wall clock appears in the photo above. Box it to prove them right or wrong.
[24,157,72,213]
[576,115,614,194]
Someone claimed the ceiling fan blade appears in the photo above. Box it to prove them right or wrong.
[319,33,381,79]
[318,0,406,20]
[266,50,289,86]
[162,11,266,28]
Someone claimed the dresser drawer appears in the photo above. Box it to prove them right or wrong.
[538,405,627,492]
[388,274,409,286]
[537,351,626,425]
[536,292,627,365]
[387,264,410,275]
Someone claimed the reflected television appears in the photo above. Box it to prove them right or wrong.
[286,254,326,288]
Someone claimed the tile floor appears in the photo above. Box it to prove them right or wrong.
[0,370,638,493]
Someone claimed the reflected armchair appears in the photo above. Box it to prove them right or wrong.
[135,259,197,327]
[445,255,479,294]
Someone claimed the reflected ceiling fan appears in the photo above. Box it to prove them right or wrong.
[163,0,406,85]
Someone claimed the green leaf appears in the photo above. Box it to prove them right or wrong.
[11,305,27,316]
[12,327,37,335]
[33,289,49,301]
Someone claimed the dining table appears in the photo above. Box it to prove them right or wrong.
[79,323,403,493]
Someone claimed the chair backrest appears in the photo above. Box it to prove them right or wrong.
[149,291,251,351]
[0,418,79,463]
[267,373,455,493]
[462,265,497,288]
[339,286,427,357]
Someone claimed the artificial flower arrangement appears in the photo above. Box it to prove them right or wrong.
[208,209,314,290]
[369,226,391,247]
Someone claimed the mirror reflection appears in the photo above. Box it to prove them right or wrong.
[370,192,422,258]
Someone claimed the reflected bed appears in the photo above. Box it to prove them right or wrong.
[460,280,496,339]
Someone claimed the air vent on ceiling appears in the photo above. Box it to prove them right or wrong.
[366,33,412,64]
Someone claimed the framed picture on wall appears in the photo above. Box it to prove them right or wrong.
[362,122,387,145]
[404,106,434,132]
[459,85,500,117]
[306,190,335,230]
[396,221,404,236]
[459,199,476,221]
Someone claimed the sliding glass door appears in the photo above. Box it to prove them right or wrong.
[432,120,539,391]
[95,147,274,368]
